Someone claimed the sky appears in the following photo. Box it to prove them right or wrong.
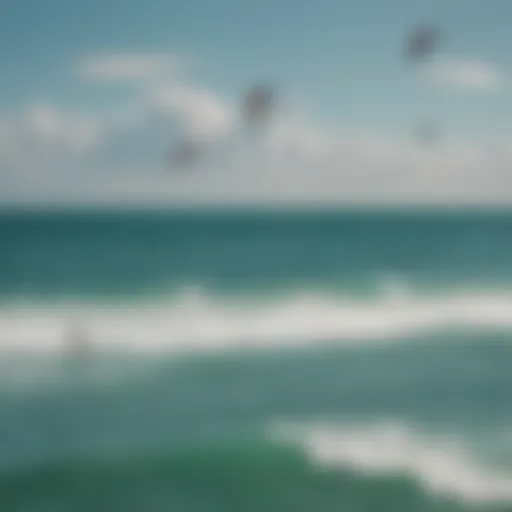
[2,0,512,207]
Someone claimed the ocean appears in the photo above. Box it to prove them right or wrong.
[0,209,511,511]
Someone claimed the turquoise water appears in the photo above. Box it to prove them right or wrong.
[1,210,512,511]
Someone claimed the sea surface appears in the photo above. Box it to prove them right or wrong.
[1,209,512,511]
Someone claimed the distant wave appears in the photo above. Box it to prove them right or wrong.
[2,285,512,355]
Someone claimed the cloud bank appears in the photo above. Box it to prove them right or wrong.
[2,51,512,207]
[76,53,184,83]
[422,57,505,92]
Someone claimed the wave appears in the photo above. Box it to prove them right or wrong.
[2,285,512,355]
[270,421,512,505]
[2,423,511,511]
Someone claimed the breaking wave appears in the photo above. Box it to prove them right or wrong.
[2,285,512,355]
[2,421,512,511]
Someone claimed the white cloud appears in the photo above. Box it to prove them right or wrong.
[0,102,103,183]
[77,53,183,83]
[149,84,235,142]
[422,58,505,92]
[25,103,102,152]
[265,116,333,162]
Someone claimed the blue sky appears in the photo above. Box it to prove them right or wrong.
[2,0,512,206]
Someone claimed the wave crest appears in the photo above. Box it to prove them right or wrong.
[270,421,512,505]
[2,286,512,354]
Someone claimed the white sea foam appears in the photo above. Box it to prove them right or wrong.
[1,286,512,354]
[269,420,512,504]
